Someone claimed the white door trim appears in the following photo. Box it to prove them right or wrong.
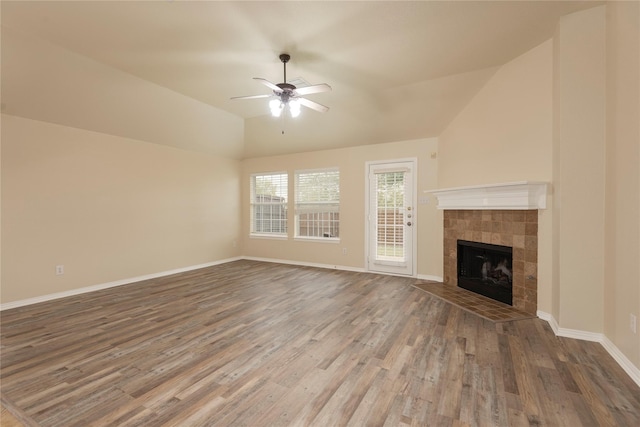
[365,158,417,277]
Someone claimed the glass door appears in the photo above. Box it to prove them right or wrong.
[366,160,415,276]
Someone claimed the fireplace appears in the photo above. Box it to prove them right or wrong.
[457,240,513,305]
[443,209,538,314]
[432,182,547,316]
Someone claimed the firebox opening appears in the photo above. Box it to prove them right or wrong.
[457,240,513,305]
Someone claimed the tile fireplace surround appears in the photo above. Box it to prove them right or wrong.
[443,209,538,314]
[432,182,547,315]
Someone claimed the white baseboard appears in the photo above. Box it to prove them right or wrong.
[0,257,243,311]
[244,257,445,281]
[416,274,444,282]
[536,310,559,334]
[537,310,640,387]
[600,336,640,387]
[242,256,366,274]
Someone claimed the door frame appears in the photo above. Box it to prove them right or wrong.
[364,158,418,277]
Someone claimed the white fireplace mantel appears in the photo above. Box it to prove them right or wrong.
[428,181,548,210]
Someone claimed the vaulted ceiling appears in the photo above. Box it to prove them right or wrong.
[1,1,600,159]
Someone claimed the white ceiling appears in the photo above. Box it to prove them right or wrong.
[1,1,600,159]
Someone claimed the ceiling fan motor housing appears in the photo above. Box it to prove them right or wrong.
[277,83,295,90]
[276,83,296,101]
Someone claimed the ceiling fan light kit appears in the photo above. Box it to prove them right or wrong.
[232,53,331,118]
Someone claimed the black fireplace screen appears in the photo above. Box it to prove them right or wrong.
[457,240,513,305]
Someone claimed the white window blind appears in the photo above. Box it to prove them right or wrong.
[295,168,340,239]
[375,171,406,260]
[250,172,288,235]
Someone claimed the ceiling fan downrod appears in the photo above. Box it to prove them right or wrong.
[279,53,290,83]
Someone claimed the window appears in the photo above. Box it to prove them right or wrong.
[295,168,340,239]
[250,172,288,236]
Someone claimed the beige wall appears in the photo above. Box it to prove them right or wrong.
[438,39,554,314]
[241,138,442,279]
[1,114,241,304]
[605,1,640,366]
[437,40,553,188]
[552,6,607,333]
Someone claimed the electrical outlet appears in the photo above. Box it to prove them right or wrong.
[631,314,637,334]
[342,248,348,255]
[56,265,64,275]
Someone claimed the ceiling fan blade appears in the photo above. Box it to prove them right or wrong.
[294,83,332,96]
[230,94,272,100]
[253,77,282,92]
[298,97,329,113]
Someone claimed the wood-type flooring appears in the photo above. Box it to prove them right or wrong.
[1,260,639,426]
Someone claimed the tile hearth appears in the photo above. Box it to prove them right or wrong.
[413,280,535,322]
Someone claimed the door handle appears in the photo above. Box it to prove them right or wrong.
[407,222,412,226]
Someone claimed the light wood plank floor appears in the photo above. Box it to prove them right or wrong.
[1,260,639,426]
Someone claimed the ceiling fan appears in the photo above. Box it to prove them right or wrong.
[231,53,331,118]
